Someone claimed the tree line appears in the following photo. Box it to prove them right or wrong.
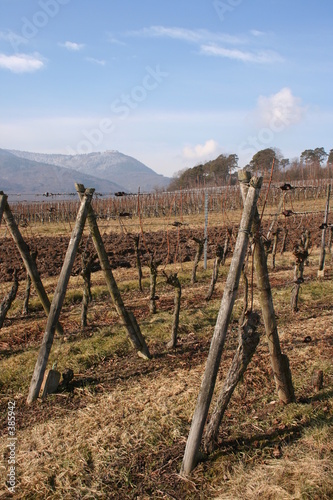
[169,147,333,190]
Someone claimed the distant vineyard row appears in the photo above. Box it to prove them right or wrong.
[8,179,332,225]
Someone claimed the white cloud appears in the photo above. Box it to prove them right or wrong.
[129,26,283,64]
[60,41,85,51]
[182,139,218,160]
[0,53,45,73]
[86,57,106,66]
[200,44,283,63]
[129,26,244,45]
[256,87,306,127]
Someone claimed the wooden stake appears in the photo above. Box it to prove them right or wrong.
[238,170,295,405]
[75,184,151,360]
[204,192,209,270]
[27,188,94,404]
[271,229,280,270]
[180,177,262,476]
[2,197,64,335]
[133,234,143,292]
[81,251,95,327]
[318,184,331,274]
[203,311,260,454]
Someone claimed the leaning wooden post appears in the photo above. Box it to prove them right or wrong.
[27,188,94,404]
[2,196,64,335]
[203,311,260,454]
[318,184,331,276]
[180,177,262,476]
[238,170,295,405]
[75,184,151,360]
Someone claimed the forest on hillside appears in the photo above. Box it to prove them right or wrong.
[169,147,333,190]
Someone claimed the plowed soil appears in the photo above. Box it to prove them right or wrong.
[0,213,326,282]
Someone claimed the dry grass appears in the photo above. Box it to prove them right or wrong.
[0,209,332,499]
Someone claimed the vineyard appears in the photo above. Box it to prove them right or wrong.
[0,177,332,499]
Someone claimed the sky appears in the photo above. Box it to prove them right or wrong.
[0,0,332,178]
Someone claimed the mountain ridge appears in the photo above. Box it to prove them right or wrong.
[7,149,171,193]
[0,149,125,195]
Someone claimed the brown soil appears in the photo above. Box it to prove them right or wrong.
[0,213,326,282]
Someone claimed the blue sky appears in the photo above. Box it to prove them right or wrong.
[0,0,332,177]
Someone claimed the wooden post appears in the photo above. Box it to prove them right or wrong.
[203,311,260,454]
[133,235,143,292]
[238,170,295,405]
[81,251,94,327]
[180,177,262,476]
[271,229,280,270]
[318,184,331,276]
[75,184,151,360]
[328,226,333,260]
[204,192,209,270]
[27,188,94,404]
[222,229,231,265]
[2,197,64,335]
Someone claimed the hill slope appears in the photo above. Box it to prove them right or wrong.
[8,149,171,193]
[0,149,124,195]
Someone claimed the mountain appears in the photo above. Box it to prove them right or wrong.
[7,150,171,193]
[0,149,125,195]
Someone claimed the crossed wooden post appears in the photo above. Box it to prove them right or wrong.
[27,188,95,403]
[181,177,262,476]
[75,184,151,360]
[0,191,64,335]
[25,183,151,404]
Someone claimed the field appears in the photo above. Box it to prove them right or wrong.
[0,184,332,499]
